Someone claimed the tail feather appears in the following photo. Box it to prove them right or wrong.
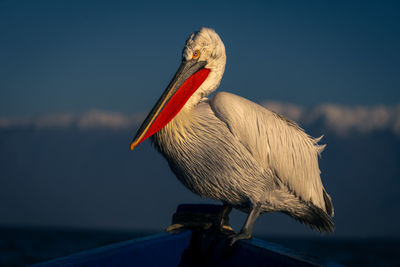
[286,203,335,233]
[263,189,335,233]
[323,189,334,217]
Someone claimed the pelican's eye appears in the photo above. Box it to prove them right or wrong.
[192,50,200,59]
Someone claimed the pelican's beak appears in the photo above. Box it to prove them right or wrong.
[130,59,209,150]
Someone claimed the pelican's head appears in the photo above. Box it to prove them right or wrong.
[183,28,226,97]
[130,28,226,150]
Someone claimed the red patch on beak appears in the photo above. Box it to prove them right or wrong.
[139,68,210,144]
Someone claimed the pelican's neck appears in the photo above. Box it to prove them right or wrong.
[182,61,226,112]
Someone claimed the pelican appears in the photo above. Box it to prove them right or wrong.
[130,28,334,244]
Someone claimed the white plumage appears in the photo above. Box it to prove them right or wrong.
[131,27,334,243]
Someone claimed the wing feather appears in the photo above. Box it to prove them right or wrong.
[210,92,329,212]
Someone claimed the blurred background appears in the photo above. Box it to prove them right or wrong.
[1,0,399,266]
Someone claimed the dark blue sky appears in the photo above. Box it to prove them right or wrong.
[1,0,399,117]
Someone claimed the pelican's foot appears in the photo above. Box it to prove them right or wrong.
[228,232,252,246]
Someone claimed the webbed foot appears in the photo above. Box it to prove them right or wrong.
[228,202,261,246]
[228,232,252,246]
